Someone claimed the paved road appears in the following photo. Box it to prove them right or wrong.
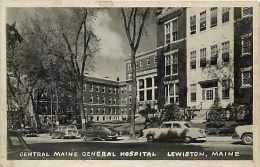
[12,134,252,160]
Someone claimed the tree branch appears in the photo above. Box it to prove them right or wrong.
[134,8,149,51]
[121,9,134,48]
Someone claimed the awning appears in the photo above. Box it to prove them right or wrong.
[199,79,218,88]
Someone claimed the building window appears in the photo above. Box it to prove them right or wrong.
[96,86,99,92]
[147,58,151,65]
[139,91,144,101]
[172,19,178,42]
[90,108,94,114]
[210,7,218,28]
[113,99,116,105]
[190,15,196,35]
[89,96,93,103]
[121,88,125,94]
[190,50,196,69]
[139,79,144,89]
[127,63,131,71]
[90,84,93,92]
[210,44,218,65]
[202,87,218,101]
[164,19,178,44]
[136,60,140,69]
[166,83,179,105]
[102,86,105,93]
[102,97,105,104]
[222,41,230,62]
[190,84,197,102]
[146,78,152,88]
[241,68,252,88]
[154,55,158,65]
[200,11,206,31]
[154,76,158,87]
[109,87,112,93]
[206,89,214,100]
[113,88,117,94]
[109,98,112,104]
[155,88,158,100]
[172,52,178,75]
[97,96,100,104]
[165,54,171,76]
[147,89,152,100]
[222,7,230,23]
[127,73,132,80]
[222,79,230,99]
[165,22,171,44]
[128,85,132,91]
[165,51,178,76]
[83,84,87,92]
[242,7,253,18]
[200,48,207,67]
[241,33,252,56]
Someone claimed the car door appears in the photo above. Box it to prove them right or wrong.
[159,123,172,140]
[169,123,184,141]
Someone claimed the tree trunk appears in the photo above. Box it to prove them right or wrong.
[30,92,41,129]
[130,49,137,139]
[79,79,87,131]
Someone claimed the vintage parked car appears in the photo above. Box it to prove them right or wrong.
[81,125,118,141]
[232,125,253,145]
[7,130,31,159]
[17,127,38,137]
[51,125,79,139]
[142,121,207,143]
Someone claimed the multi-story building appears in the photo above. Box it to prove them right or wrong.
[125,49,158,112]
[82,76,129,122]
[186,7,235,115]
[234,7,253,106]
[156,8,187,109]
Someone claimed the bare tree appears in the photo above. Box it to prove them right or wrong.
[121,8,150,138]
[11,8,99,130]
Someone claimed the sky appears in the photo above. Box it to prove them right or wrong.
[7,8,157,81]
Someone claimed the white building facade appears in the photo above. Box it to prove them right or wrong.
[186,7,235,111]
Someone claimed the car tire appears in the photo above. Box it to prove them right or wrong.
[184,136,192,143]
[242,133,253,145]
[146,134,154,143]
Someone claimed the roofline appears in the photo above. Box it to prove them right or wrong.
[124,48,157,62]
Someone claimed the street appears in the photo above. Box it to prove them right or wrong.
[13,134,253,160]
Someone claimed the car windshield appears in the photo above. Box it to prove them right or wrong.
[184,123,191,128]
[161,123,171,128]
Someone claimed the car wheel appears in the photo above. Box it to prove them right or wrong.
[146,134,154,142]
[242,133,253,145]
[184,136,192,143]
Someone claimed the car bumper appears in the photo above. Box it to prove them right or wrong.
[194,137,207,141]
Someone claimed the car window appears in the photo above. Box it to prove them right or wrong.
[161,123,171,128]
[184,123,190,128]
[172,123,181,128]
[9,136,22,146]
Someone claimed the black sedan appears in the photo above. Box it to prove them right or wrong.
[81,126,118,141]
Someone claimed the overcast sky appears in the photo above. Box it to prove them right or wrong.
[7,8,157,81]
